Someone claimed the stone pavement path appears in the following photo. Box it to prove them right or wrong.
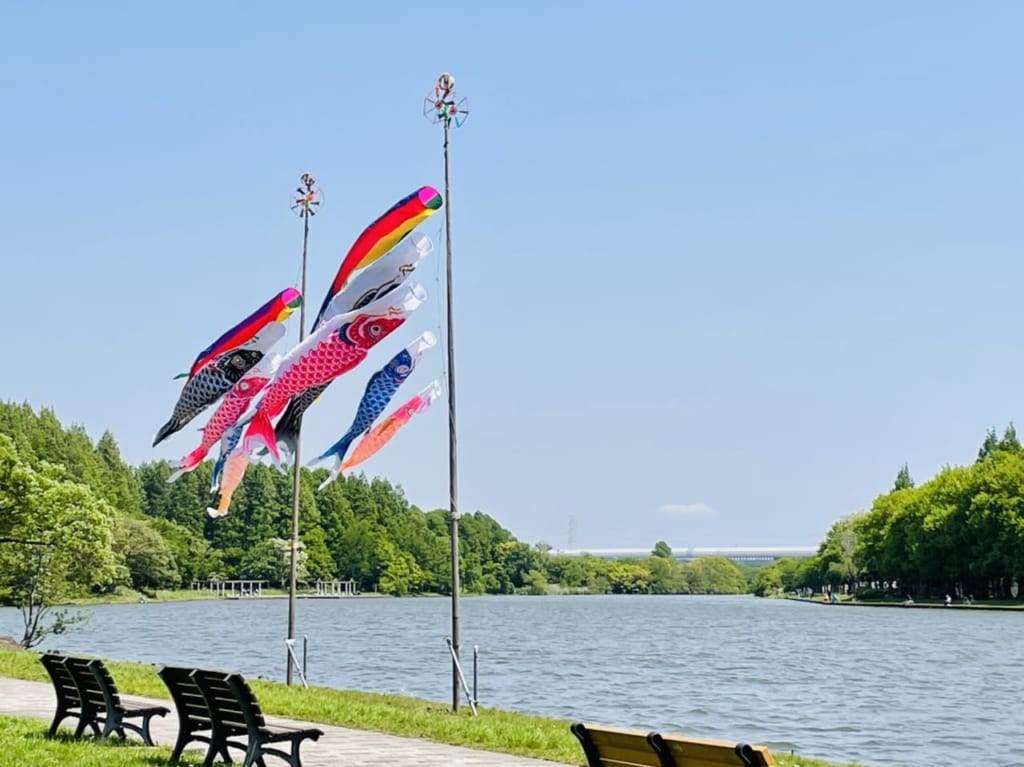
[0,676,572,767]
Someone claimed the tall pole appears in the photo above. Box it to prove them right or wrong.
[287,172,318,685]
[442,115,461,712]
[425,71,469,712]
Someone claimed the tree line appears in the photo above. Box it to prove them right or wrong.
[753,424,1024,602]
[10,400,1022,633]
[0,401,751,645]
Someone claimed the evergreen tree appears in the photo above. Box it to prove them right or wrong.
[977,428,999,462]
[893,464,915,491]
[999,423,1022,453]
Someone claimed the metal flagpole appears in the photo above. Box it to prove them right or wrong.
[286,172,320,685]
[424,72,469,712]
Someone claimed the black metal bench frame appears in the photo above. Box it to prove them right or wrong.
[192,668,323,767]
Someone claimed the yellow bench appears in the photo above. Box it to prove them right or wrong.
[570,721,776,767]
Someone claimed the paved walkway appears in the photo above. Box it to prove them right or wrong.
[0,676,569,767]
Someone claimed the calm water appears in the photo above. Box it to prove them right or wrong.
[1,595,1020,767]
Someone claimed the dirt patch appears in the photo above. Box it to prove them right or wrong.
[0,635,22,650]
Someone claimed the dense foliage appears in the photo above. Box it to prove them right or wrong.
[753,424,1024,602]
[0,401,750,643]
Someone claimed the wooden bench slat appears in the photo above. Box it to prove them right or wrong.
[589,737,661,766]
[572,722,663,767]
[655,733,776,767]
[573,721,776,767]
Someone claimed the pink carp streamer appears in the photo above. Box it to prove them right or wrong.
[166,358,279,484]
[242,283,426,463]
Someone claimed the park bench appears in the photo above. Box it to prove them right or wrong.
[192,667,324,767]
[40,654,169,745]
[158,665,247,766]
[39,652,101,738]
[571,721,776,767]
[570,722,662,766]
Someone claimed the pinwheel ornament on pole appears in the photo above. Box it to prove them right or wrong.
[424,71,469,712]
[423,72,470,129]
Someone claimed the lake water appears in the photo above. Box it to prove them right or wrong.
[1,594,1020,767]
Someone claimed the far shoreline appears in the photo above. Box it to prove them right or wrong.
[18,589,1020,611]
[785,596,1024,612]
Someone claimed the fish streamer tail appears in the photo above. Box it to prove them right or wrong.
[206,483,234,518]
[306,455,342,491]
[274,428,299,467]
[307,432,356,471]
[306,432,361,490]
[242,410,280,463]
[316,470,341,492]
[210,456,226,492]
[206,500,228,518]
[152,416,186,448]
[166,446,209,484]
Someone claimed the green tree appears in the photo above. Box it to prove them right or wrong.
[818,515,863,586]
[545,554,587,590]
[646,555,688,593]
[978,428,1000,462]
[239,538,300,586]
[893,464,915,491]
[95,431,142,515]
[0,445,119,647]
[376,538,424,596]
[151,518,224,582]
[113,516,181,592]
[652,540,673,559]
[999,423,1022,453]
[301,526,335,582]
[607,561,649,594]
[685,557,747,594]
[753,565,783,596]
[525,569,548,595]
[0,435,36,544]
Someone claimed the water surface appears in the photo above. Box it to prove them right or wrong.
[1,595,1019,767]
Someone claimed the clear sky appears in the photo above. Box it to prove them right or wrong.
[2,2,1022,552]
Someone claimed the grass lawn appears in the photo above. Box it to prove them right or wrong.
[0,647,865,767]
[0,714,202,767]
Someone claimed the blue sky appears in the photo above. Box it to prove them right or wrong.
[2,2,1022,551]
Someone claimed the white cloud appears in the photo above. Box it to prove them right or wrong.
[658,503,714,517]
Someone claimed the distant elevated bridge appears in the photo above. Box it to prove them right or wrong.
[554,546,819,564]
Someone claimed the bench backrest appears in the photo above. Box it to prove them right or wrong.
[84,658,125,711]
[40,654,84,709]
[62,657,114,713]
[225,674,269,734]
[158,666,211,727]
[571,722,663,767]
[191,668,264,735]
[651,732,776,767]
[573,722,776,767]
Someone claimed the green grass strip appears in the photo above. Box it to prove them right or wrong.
[0,647,864,766]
